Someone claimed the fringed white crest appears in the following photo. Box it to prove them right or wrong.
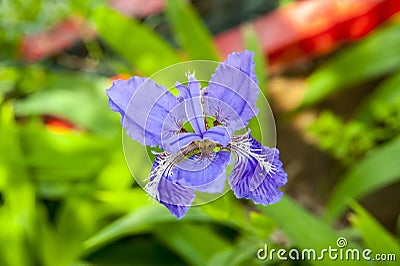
[228,132,277,176]
[144,143,198,201]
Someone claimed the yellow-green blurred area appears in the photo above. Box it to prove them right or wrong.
[1,0,400,265]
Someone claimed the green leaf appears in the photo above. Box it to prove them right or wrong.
[0,103,26,177]
[95,146,133,191]
[349,201,400,265]
[0,103,36,266]
[248,211,275,239]
[397,216,400,238]
[83,205,174,253]
[55,198,99,265]
[14,71,119,137]
[279,0,294,6]
[19,120,115,182]
[153,224,231,266]
[200,193,250,231]
[207,238,262,266]
[301,23,400,107]
[308,111,375,164]
[356,72,400,123]
[262,196,337,249]
[166,0,218,60]
[243,25,268,92]
[90,6,179,75]
[261,196,367,266]
[0,65,20,98]
[243,24,273,144]
[34,205,59,266]
[326,137,400,221]
[83,203,209,254]
[93,189,148,214]
[201,193,275,239]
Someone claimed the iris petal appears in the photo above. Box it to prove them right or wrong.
[175,73,206,135]
[171,151,231,191]
[228,134,287,205]
[194,169,227,193]
[161,100,187,144]
[223,50,258,85]
[203,126,232,147]
[147,150,230,218]
[158,177,195,219]
[107,77,146,116]
[147,152,196,219]
[202,96,247,132]
[204,51,259,131]
[162,132,201,154]
[107,77,181,147]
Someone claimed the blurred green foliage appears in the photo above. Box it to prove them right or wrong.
[301,23,400,108]
[304,19,400,224]
[0,0,399,265]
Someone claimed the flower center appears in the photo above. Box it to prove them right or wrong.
[194,139,217,158]
[180,116,223,133]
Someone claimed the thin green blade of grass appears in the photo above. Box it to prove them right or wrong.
[326,137,400,222]
[166,0,219,60]
[90,6,179,75]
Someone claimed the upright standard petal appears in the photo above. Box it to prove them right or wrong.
[175,73,206,135]
[160,100,188,146]
[228,134,287,205]
[223,50,258,85]
[204,51,260,131]
[202,97,247,133]
[106,77,181,147]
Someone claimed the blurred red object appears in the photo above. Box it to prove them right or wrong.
[44,115,78,133]
[20,0,165,62]
[215,0,400,69]
[20,0,400,69]
[110,73,132,81]
[110,0,165,17]
[20,16,94,62]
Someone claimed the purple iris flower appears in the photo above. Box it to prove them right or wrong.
[106,51,287,219]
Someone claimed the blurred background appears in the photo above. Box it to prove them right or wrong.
[1,0,400,265]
